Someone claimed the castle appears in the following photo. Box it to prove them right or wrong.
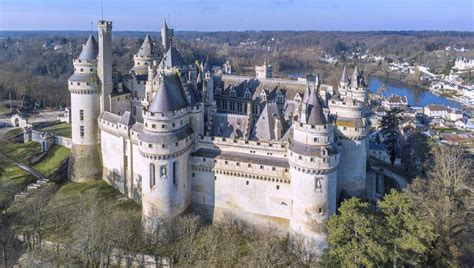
[68,20,371,258]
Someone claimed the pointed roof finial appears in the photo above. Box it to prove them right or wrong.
[162,18,168,30]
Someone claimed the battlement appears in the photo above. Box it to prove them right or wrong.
[74,58,97,65]
[329,98,364,109]
[98,20,113,29]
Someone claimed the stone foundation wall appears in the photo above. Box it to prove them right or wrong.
[68,144,102,182]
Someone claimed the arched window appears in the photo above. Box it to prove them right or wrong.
[149,163,156,188]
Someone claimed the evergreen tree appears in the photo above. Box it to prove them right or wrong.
[325,198,388,267]
[379,190,437,266]
[401,132,431,177]
[380,107,402,165]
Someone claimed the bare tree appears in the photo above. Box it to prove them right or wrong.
[408,146,473,265]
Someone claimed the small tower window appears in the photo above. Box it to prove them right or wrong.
[149,163,156,188]
[276,185,280,190]
[79,126,84,137]
[173,162,178,185]
[79,110,84,121]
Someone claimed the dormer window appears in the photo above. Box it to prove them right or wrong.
[276,92,284,103]
[230,87,237,97]
[216,87,222,95]
[244,88,252,99]
[260,90,267,101]
[294,93,302,102]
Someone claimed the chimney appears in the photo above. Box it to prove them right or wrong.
[274,117,282,140]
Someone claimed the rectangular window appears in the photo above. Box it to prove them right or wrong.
[79,110,84,121]
[150,164,156,188]
[80,126,84,137]
[173,162,178,185]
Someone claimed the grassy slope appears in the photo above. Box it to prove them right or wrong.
[37,122,72,138]
[33,145,70,177]
[41,180,141,240]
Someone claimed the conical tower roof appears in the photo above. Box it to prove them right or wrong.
[149,74,189,113]
[162,19,168,30]
[307,98,327,125]
[350,66,360,87]
[137,34,153,57]
[78,35,98,60]
[340,66,349,84]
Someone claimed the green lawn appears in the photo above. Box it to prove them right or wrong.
[38,122,72,138]
[33,145,70,177]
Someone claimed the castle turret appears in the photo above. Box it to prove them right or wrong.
[97,20,113,113]
[161,19,172,51]
[329,96,368,197]
[339,66,349,88]
[132,34,155,75]
[288,88,340,259]
[139,73,195,224]
[68,35,102,182]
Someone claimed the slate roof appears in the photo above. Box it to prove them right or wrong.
[118,111,135,126]
[252,102,288,141]
[159,47,186,68]
[149,74,189,113]
[78,35,98,60]
[183,83,201,105]
[289,141,339,157]
[101,112,122,124]
[192,149,289,168]
[68,73,98,83]
[218,75,307,102]
[140,127,193,143]
[137,34,153,57]
[210,113,249,138]
[340,66,349,84]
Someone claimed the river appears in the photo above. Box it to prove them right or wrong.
[368,77,462,109]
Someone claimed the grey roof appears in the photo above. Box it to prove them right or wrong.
[192,149,289,168]
[350,66,361,88]
[137,34,153,57]
[68,73,98,83]
[300,89,327,125]
[78,35,98,60]
[118,111,135,126]
[289,141,339,157]
[159,47,186,68]
[219,75,307,102]
[340,66,349,83]
[211,113,249,138]
[131,122,144,133]
[101,111,122,124]
[149,74,189,113]
[184,83,201,105]
[252,102,288,141]
[140,127,193,143]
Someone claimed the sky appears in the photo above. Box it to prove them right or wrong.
[0,0,473,31]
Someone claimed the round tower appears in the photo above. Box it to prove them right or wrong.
[288,88,340,259]
[68,35,102,182]
[329,97,368,197]
[139,73,195,224]
[132,34,154,75]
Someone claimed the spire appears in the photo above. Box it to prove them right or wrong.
[137,34,153,57]
[340,66,349,84]
[78,34,98,60]
[299,88,327,125]
[162,18,168,30]
[350,66,360,88]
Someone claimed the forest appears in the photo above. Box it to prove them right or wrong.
[0,30,473,110]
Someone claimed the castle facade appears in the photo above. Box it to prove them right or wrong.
[68,20,370,258]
